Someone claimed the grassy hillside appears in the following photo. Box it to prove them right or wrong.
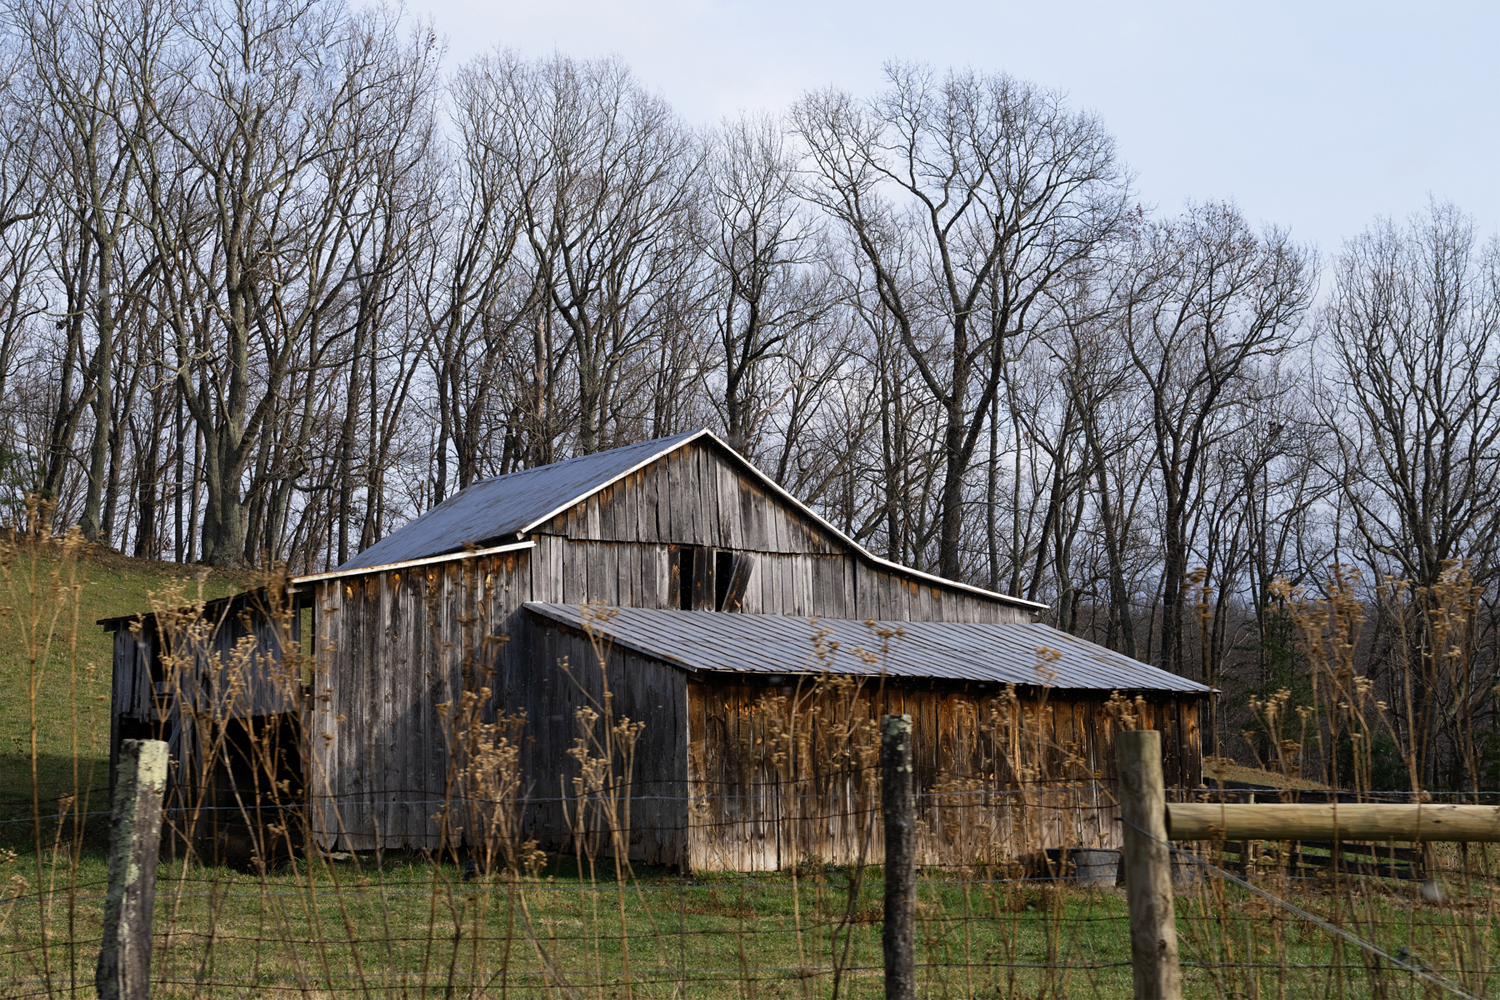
[0,529,257,839]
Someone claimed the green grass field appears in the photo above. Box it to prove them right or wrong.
[4,848,1480,999]
[3,854,1145,999]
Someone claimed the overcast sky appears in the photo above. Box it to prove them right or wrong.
[404,0,1499,258]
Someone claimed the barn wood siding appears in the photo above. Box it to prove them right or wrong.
[311,551,535,850]
[307,543,700,853]
[306,538,681,850]
[139,440,1039,854]
[105,596,299,839]
[555,448,838,553]
[685,674,1202,872]
[540,443,1028,623]
[515,625,689,868]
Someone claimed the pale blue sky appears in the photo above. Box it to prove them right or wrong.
[408,0,1500,256]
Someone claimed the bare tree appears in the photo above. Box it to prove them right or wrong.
[0,33,46,494]
[1056,275,1154,656]
[1322,203,1500,785]
[794,62,1127,579]
[702,112,835,455]
[421,51,549,504]
[10,0,170,539]
[500,53,704,455]
[1124,202,1314,678]
[127,0,435,565]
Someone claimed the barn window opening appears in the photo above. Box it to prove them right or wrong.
[676,546,696,610]
[716,552,754,611]
[715,552,735,610]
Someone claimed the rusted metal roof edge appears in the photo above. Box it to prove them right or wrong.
[289,540,537,588]
[515,428,1048,614]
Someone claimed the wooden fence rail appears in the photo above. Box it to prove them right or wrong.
[1121,731,1500,1000]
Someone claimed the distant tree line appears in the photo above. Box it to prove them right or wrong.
[2,0,1498,787]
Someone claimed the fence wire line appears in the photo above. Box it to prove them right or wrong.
[1124,815,1484,1000]
[12,786,1500,997]
[0,785,1129,827]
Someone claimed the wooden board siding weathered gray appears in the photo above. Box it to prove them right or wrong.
[533,444,1032,622]
[303,441,1032,849]
[520,619,690,868]
[104,591,297,825]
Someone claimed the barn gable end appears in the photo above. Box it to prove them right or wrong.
[520,434,1037,623]
[331,429,1042,623]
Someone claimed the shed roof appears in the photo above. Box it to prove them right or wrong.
[336,429,1045,612]
[525,603,1211,694]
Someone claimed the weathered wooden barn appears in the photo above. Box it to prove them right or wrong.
[104,429,1207,869]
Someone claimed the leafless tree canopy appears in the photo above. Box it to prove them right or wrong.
[2,0,1498,785]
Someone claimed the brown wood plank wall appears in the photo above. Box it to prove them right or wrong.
[685,673,1202,871]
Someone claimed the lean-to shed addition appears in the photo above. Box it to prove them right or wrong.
[104,429,1207,868]
[521,604,1207,870]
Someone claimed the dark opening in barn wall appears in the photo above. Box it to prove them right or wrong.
[669,544,756,611]
[714,550,734,608]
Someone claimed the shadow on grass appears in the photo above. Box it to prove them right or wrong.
[0,753,111,856]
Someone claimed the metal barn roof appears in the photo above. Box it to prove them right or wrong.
[334,429,1045,611]
[525,604,1211,694]
[338,431,703,570]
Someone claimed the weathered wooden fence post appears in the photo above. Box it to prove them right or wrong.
[881,714,916,1000]
[97,738,169,1000]
[1117,730,1181,1000]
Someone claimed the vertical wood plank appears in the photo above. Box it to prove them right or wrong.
[598,484,616,540]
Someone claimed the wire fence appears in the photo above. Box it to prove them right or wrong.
[7,782,1500,999]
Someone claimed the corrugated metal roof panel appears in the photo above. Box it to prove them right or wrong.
[525,603,1211,694]
[338,431,705,570]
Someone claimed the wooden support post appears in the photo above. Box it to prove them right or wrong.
[881,714,915,1000]
[1117,730,1181,1000]
[97,738,169,1000]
